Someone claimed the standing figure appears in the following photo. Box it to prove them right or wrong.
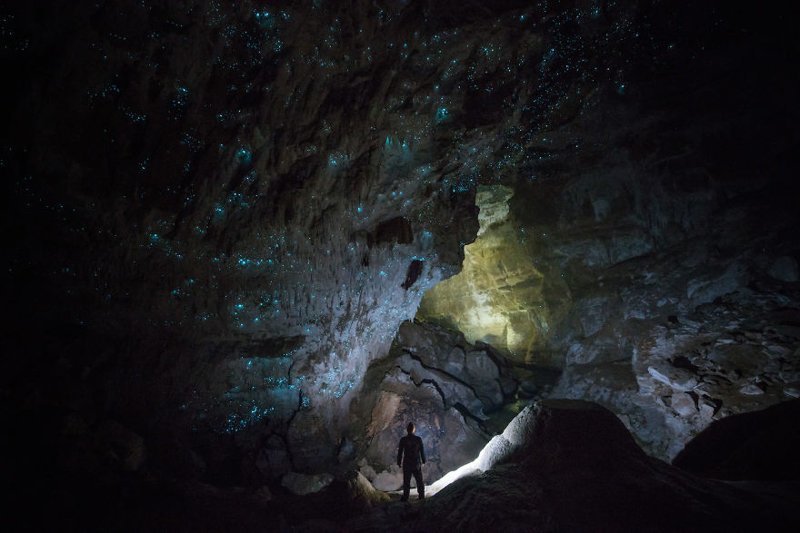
[396,422,426,501]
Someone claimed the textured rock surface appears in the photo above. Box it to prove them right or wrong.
[418,185,569,359]
[351,321,519,487]
[4,0,800,527]
[410,1,800,459]
[348,400,800,532]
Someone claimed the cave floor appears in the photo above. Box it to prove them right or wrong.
[27,473,800,533]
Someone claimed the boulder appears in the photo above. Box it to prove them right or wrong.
[341,471,390,510]
[281,472,335,496]
[412,400,800,532]
[673,399,800,481]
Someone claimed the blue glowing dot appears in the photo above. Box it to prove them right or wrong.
[253,9,275,29]
[234,303,245,310]
[149,233,160,243]
[379,270,388,277]
[235,147,253,165]
[356,205,364,213]
[617,83,626,95]
[435,106,449,123]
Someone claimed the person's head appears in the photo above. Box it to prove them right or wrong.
[406,422,415,434]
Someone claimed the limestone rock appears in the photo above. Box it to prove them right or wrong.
[671,393,698,417]
[370,468,403,492]
[418,186,569,362]
[281,472,335,496]
[341,471,390,509]
[647,365,698,392]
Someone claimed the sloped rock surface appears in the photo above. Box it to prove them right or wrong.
[673,398,800,481]
[350,400,800,532]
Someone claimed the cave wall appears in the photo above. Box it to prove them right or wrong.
[413,2,800,458]
[6,0,489,479]
[4,0,799,489]
[514,15,800,457]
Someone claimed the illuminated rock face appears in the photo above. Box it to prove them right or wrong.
[419,185,568,362]
[350,321,518,488]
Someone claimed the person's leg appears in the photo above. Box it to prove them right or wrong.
[401,468,412,501]
[413,467,424,499]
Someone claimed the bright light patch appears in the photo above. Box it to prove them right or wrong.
[417,185,559,362]
[427,404,533,495]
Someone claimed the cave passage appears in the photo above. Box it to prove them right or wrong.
[4,0,800,530]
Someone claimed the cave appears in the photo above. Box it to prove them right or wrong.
[4,1,800,531]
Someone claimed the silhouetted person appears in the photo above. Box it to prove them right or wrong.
[397,422,426,501]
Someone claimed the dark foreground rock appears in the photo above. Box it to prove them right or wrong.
[348,400,800,532]
[21,400,800,532]
[673,398,800,482]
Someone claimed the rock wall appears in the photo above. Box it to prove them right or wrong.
[413,2,800,459]
[4,0,799,490]
[418,185,570,360]
[350,321,520,487]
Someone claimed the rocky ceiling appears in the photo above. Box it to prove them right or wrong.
[3,0,799,526]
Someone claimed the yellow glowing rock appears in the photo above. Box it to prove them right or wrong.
[418,186,557,362]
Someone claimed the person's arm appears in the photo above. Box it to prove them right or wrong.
[397,437,404,467]
[419,436,426,464]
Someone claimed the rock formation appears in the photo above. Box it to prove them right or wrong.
[3,0,800,529]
